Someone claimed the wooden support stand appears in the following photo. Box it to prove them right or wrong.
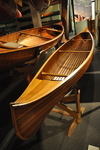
[52,87,85,136]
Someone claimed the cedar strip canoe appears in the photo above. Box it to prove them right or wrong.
[10,28,94,140]
[0,24,64,71]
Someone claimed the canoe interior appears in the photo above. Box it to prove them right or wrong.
[38,32,92,81]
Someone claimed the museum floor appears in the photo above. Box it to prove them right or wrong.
[0,38,100,150]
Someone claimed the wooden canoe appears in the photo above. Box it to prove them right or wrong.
[10,28,94,140]
[0,24,64,71]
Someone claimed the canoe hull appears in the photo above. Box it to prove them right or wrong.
[0,24,64,71]
[10,28,94,140]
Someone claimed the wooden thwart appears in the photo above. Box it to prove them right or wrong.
[41,27,62,33]
[52,87,85,136]
[42,72,67,77]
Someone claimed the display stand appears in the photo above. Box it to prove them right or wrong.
[52,86,85,136]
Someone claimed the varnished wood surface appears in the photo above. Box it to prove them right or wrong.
[10,28,94,140]
[0,24,64,71]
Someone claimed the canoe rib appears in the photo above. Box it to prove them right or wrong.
[10,28,94,140]
[59,50,90,53]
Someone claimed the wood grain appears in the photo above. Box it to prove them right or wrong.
[10,28,94,140]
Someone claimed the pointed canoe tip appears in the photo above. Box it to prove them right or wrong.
[83,27,89,32]
[10,102,15,106]
[10,101,20,106]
